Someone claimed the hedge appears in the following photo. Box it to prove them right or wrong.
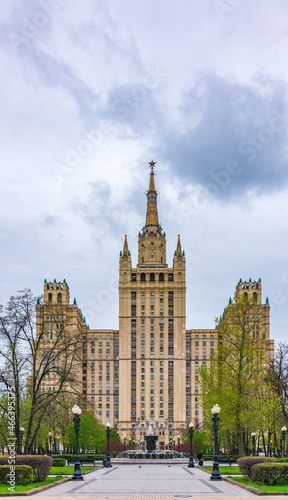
[237,457,275,478]
[53,458,66,467]
[251,462,288,485]
[276,457,288,463]
[0,456,52,482]
[0,465,34,485]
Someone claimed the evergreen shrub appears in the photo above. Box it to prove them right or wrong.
[237,457,275,478]
[251,462,288,485]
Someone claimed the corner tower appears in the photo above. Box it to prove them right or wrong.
[118,161,186,447]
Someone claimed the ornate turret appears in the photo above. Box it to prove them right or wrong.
[138,162,166,267]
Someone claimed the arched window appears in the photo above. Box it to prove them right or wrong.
[141,273,146,282]
[142,257,144,263]
[131,274,137,282]
[243,292,248,299]
[58,293,62,304]
[150,273,155,282]
[253,292,257,304]
[159,273,164,282]
[48,293,52,304]
[168,273,173,281]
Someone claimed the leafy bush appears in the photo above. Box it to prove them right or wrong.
[276,457,288,463]
[251,462,288,485]
[237,457,275,478]
[0,465,34,485]
[53,458,66,467]
[0,455,53,482]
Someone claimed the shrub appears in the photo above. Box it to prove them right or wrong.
[0,465,34,485]
[0,455,53,482]
[53,458,66,467]
[251,462,288,485]
[276,457,288,463]
[237,457,275,478]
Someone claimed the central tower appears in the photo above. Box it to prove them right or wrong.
[118,162,186,448]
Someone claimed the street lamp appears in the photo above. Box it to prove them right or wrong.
[188,422,195,468]
[210,404,222,481]
[48,432,52,456]
[281,426,287,457]
[251,432,256,456]
[71,404,83,481]
[178,434,180,453]
[19,427,24,455]
[106,422,112,467]
[123,434,126,452]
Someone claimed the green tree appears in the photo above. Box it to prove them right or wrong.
[200,293,272,456]
[68,412,106,452]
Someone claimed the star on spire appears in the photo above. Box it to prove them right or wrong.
[148,160,156,168]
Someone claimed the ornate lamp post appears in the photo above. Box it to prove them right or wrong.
[281,426,287,457]
[48,432,52,456]
[210,404,222,481]
[19,427,24,455]
[106,422,112,467]
[123,434,126,452]
[71,404,83,481]
[188,421,195,468]
[251,432,256,455]
[178,434,180,453]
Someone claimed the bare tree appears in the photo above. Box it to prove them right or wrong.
[0,289,83,453]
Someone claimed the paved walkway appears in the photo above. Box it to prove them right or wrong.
[37,464,253,497]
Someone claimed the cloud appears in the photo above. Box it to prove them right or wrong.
[155,73,288,199]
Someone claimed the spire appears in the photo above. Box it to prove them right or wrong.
[144,161,161,230]
[149,161,156,191]
[123,234,129,258]
[176,234,182,256]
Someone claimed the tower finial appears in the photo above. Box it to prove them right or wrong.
[123,234,129,258]
[176,234,182,256]
[148,161,156,191]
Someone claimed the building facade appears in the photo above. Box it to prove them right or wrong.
[37,162,273,448]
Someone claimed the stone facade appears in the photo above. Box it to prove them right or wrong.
[36,162,273,448]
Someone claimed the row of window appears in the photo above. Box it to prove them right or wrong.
[131,273,173,282]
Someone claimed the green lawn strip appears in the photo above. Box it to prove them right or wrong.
[0,475,67,493]
[50,465,96,474]
[202,465,241,474]
[227,475,288,493]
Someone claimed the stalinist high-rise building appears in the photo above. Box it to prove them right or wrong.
[37,162,273,448]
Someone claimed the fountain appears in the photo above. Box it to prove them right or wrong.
[144,425,158,453]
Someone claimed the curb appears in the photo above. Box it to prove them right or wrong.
[200,467,288,496]
[0,477,71,497]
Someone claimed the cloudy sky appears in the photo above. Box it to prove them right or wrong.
[1,0,288,344]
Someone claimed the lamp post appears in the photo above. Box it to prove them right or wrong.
[210,404,222,481]
[188,421,195,468]
[71,404,83,481]
[251,432,256,456]
[281,426,287,457]
[48,432,52,456]
[105,422,112,467]
[178,434,180,453]
[19,427,24,455]
[123,434,126,452]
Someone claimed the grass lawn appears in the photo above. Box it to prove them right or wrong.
[227,475,288,493]
[50,465,97,474]
[202,465,241,474]
[0,475,67,493]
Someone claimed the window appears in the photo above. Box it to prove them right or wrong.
[131,273,136,281]
[141,273,146,282]
[57,293,62,304]
[168,273,173,281]
[150,273,155,282]
[159,273,164,282]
